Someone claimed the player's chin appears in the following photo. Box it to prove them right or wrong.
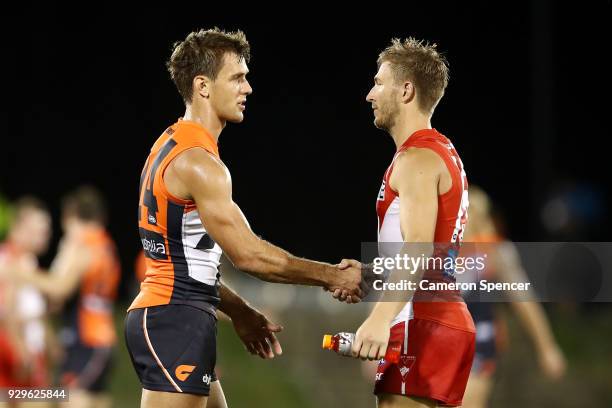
[227,112,245,123]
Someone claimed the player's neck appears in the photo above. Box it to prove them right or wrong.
[183,104,224,142]
[78,222,104,234]
[390,109,432,149]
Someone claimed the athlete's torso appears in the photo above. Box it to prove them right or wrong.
[129,119,222,316]
[64,228,120,348]
[0,243,47,353]
[376,128,474,331]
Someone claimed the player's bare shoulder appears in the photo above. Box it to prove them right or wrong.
[165,147,232,200]
[389,147,445,192]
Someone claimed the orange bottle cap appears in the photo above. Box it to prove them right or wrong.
[322,334,333,349]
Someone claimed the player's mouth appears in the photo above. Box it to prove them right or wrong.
[238,101,246,111]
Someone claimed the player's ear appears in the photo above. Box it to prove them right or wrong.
[401,81,415,104]
[193,75,212,99]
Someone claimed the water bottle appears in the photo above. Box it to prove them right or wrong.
[321,332,401,364]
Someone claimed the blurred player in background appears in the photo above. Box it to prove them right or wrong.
[134,250,146,284]
[8,186,120,408]
[337,38,474,407]
[461,186,566,408]
[125,27,363,408]
[0,197,54,408]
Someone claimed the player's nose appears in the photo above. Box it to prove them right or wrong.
[243,80,253,95]
[366,88,375,103]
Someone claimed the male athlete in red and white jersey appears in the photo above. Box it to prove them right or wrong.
[461,186,566,408]
[339,38,475,407]
[0,198,53,400]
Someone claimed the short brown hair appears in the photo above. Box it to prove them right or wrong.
[378,38,449,114]
[167,27,251,104]
[62,186,107,225]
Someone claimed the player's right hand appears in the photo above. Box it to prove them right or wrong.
[327,259,364,303]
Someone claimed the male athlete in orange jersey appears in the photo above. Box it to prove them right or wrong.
[124,28,363,408]
[7,187,121,408]
[461,186,566,408]
[336,39,475,407]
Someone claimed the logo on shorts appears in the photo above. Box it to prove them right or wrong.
[202,374,212,385]
[175,365,196,381]
[399,356,416,381]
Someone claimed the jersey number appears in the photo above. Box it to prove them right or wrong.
[139,139,178,225]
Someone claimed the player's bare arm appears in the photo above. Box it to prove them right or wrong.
[351,147,445,360]
[10,238,91,301]
[164,146,362,297]
[494,242,567,379]
[218,283,283,359]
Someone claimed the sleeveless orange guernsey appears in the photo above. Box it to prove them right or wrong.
[77,228,121,347]
[129,119,222,316]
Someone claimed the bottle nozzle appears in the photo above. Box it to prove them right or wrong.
[322,334,333,350]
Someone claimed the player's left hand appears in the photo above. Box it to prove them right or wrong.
[351,316,391,361]
[539,344,567,380]
[232,308,283,359]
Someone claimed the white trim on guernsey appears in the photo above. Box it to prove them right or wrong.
[181,210,222,285]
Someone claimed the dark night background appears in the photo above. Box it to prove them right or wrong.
[1,2,610,297]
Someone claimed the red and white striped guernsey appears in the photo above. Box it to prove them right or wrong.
[376,128,475,332]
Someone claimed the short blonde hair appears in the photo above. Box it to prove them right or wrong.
[378,38,449,114]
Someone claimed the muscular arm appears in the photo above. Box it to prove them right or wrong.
[367,148,440,322]
[217,282,283,359]
[351,148,442,360]
[165,148,358,293]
